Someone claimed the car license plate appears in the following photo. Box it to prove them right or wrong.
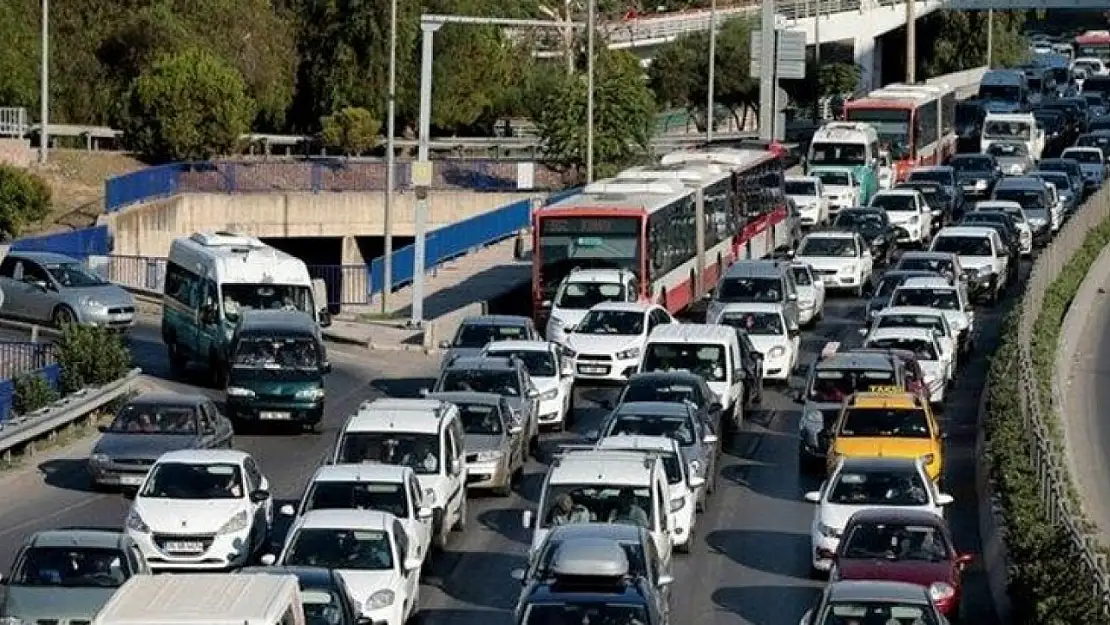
[164,541,204,553]
[822,276,838,285]
[119,475,144,486]
[260,411,291,420]
[580,366,606,374]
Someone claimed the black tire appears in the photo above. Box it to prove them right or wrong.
[210,353,228,388]
[52,305,76,328]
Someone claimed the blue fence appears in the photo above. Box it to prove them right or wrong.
[10,226,110,260]
[0,342,60,426]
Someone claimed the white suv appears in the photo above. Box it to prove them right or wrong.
[546,269,639,345]
[793,231,873,297]
[785,176,830,227]
[564,301,675,384]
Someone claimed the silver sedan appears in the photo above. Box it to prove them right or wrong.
[0,251,135,328]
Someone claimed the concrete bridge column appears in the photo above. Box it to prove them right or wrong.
[340,235,369,308]
[854,35,879,93]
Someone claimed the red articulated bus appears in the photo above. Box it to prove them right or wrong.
[843,83,956,183]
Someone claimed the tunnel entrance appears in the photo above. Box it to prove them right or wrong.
[260,236,348,313]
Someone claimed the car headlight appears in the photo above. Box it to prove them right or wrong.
[1009,164,1023,174]
[669,496,686,513]
[615,347,640,360]
[80,297,105,309]
[475,450,503,462]
[218,510,250,534]
[922,453,936,465]
[367,589,396,610]
[226,386,256,398]
[975,179,988,189]
[89,453,110,465]
[798,298,815,307]
[928,582,956,602]
[818,522,841,539]
[538,388,559,401]
[839,263,857,274]
[768,346,786,358]
[424,488,437,505]
[295,387,326,401]
[126,510,150,533]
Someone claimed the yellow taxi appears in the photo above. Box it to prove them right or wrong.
[825,389,944,481]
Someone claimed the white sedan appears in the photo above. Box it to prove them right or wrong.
[790,262,826,327]
[484,339,575,430]
[564,301,675,385]
[713,302,800,381]
[805,456,953,576]
[867,306,959,376]
[786,176,830,227]
[862,327,952,405]
[125,449,273,570]
[792,231,873,297]
[266,509,422,625]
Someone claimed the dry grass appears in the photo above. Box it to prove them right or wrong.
[24,150,147,235]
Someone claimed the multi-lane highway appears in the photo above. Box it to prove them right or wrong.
[0,280,1009,624]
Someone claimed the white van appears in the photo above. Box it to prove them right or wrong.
[981,113,1045,160]
[94,573,304,625]
[638,324,745,432]
[331,398,467,551]
[522,447,673,566]
[162,232,330,384]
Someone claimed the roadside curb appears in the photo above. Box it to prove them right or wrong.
[976,374,1013,624]
[322,330,437,354]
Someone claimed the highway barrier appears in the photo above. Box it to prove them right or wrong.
[987,184,1110,620]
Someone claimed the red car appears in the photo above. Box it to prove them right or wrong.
[831,508,973,618]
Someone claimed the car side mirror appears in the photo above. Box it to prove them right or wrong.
[799,610,813,625]
[657,574,675,587]
[937,493,955,506]
[417,506,433,520]
[438,340,451,349]
[785,249,796,258]
[857,327,869,337]
[956,553,975,568]
[97,424,108,433]
[788,327,800,338]
[318,309,332,328]
[541,299,552,308]
[419,388,430,397]
[703,433,719,444]
[688,476,706,489]
[522,509,534,529]
[509,425,524,435]
[511,568,527,582]
[260,554,277,566]
[250,489,270,503]
[787,292,798,301]
[280,503,296,516]
[964,304,974,312]
[709,401,723,414]
[321,361,332,374]
[527,388,540,399]
[804,491,821,503]
[32,279,50,292]
[404,557,422,572]
[450,459,462,475]
[584,429,600,442]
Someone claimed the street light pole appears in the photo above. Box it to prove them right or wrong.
[707,0,717,142]
[39,0,48,164]
[986,9,994,68]
[905,0,916,82]
[586,0,596,183]
[381,0,397,313]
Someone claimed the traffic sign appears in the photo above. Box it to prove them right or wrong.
[750,29,807,80]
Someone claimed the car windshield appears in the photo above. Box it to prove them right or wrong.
[834,212,884,233]
[304,481,408,518]
[841,522,951,562]
[898,257,954,277]
[453,323,527,348]
[522,603,649,625]
[221,284,313,321]
[622,381,701,405]
[875,275,911,298]
[814,171,853,186]
[866,337,938,361]
[791,266,813,286]
[576,310,644,335]
[337,432,440,475]
[932,235,993,256]
[1063,149,1102,163]
[533,539,648,579]
[800,237,857,257]
[606,411,695,446]
[556,281,626,310]
[810,142,867,166]
[717,277,783,303]
[541,485,653,530]
[819,602,939,625]
[951,157,992,172]
[871,194,916,212]
[457,402,504,435]
[11,546,130,588]
[141,462,244,499]
[809,369,896,402]
[993,188,1046,209]
[107,403,198,434]
[641,343,727,382]
[284,528,394,571]
[1037,172,1071,190]
[488,348,556,377]
[786,181,819,195]
[718,311,784,336]
[301,588,345,625]
[877,315,946,337]
[839,407,931,438]
[891,288,959,310]
[439,370,521,396]
[233,337,320,369]
[43,262,106,287]
[828,468,930,506]
[1025,207,1050,222]
[984,121,1031,140]
[907,171,951,185]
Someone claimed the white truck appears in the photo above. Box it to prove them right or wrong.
[981,113,1045,161]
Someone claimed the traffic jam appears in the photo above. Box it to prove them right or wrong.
[3,38,1110,625]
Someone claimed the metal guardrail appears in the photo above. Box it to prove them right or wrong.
[0,342,56,381]
[1010,185,1110,611]
[0,107,27,139]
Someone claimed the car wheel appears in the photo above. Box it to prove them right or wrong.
[52,305,77,328]
[452,497,467,532]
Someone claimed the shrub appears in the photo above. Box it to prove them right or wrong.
[0,165,51,240]
[55,325,131,394]
[320,107,380,156]
[13,371,58,414]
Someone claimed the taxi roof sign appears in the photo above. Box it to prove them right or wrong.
[850,390,921,409]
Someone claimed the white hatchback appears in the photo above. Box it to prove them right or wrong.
[546,268,640,345]
[790,263,826,327]
[868,306,958,375]
[785,176,830,227]
[484,340,575,430]
[712,302,799,381]
[862,327,952,404]
[564,301,675,384]
[793,231,873,297]
[125,449,273,571]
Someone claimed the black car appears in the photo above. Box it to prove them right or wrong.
[238,566,367,625]
[958,215,1021,283]
[896,181,954,227]
[948,153,1001,199]
[955,99,985,152]
[1037,157,1086,199]
[1040,99,1085,134]
[1089,116,1110,133]
[905,166,963,219]
[610,369,740,429]
[1033,108,1069,156]
[832,208,898,264]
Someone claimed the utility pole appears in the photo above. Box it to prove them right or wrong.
[707,0,717,142]
[813,0,821,123]
[381,0,397,313]
[586,0,596,183]
[986,9,994,68]
[39,0,48,163]
[758,0,776,141]
[905,0,916,83]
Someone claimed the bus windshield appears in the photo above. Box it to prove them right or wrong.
[845,109,911,160]
[538,217,640,301]
[979,84,1023,103]
[809,142,867,166]
[221,284,314,321]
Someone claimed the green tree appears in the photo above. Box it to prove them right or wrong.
[13,371,58,415]
[321,106,381,155]
[55,324,131,394]
[923,10,1028,75]
[0,165,51,240]
[0,0,39,111]
[121,48,255,162]
[532,49,657,179]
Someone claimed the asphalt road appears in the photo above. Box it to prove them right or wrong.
[0,278,1013,625]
